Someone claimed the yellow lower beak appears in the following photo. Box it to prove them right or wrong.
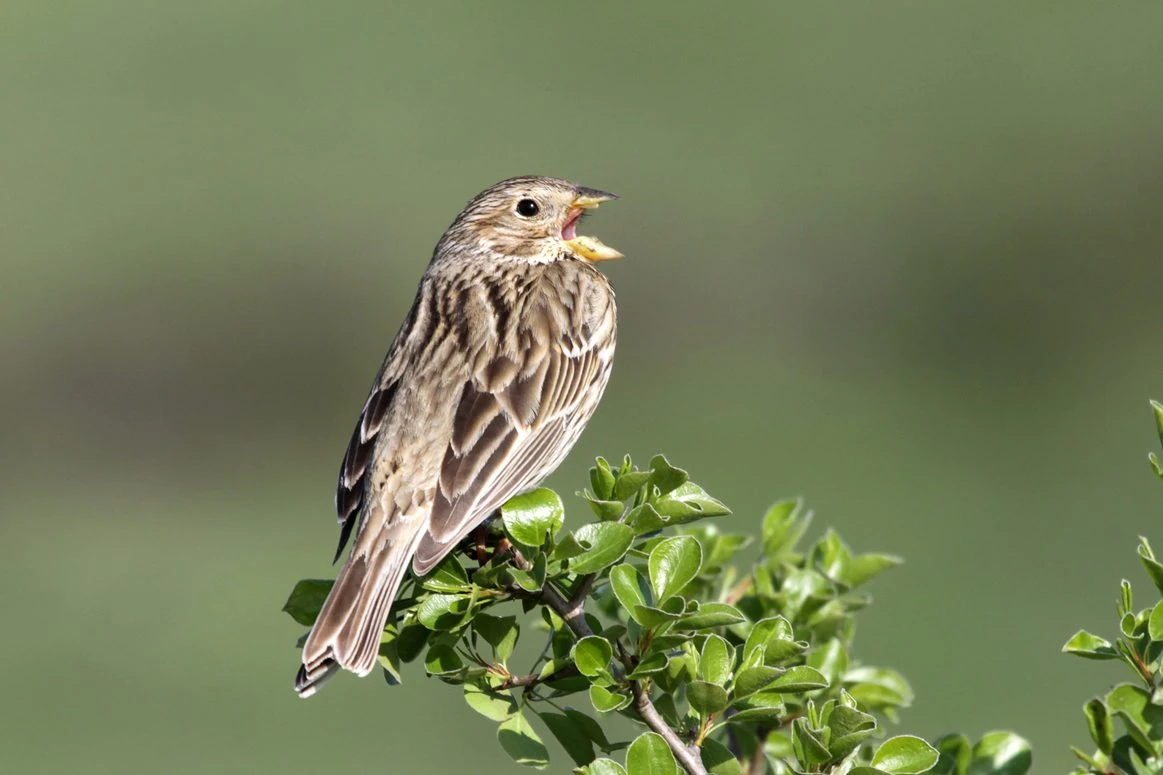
[565,189,622,261]
[565,235,623,262]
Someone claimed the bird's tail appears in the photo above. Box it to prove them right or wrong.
[295,513,424,698]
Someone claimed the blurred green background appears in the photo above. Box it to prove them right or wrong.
[3,2,1161,772]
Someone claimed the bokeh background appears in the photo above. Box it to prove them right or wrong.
[3,2,1161,772]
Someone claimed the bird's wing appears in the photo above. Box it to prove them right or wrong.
[331,310,417,562]
[412,292,614,574]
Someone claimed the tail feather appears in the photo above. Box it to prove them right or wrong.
[295,516,424,698]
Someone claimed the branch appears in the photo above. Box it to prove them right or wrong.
[503,545,707,775]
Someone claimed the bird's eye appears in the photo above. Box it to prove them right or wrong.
[515,198,540,218]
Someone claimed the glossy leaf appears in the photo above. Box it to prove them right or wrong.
[1139,536,1163,596]
[539,711,595,766]
[675,602,746,630]
[870,735,939,774]
[970,731,1032,775]
[590,458,617,500]
[501,488,564,547]
[473,613,519,663]
[649,535,703,604]
[282,579,333,626]
[497,712,549,769]
[464,684,517,721]
[699,634,733,686]
[700,738,743,775]
[761,498,812,557]
[649,455,689,496]
[569,523,636,574]
[610,563,647,612]
[1061,630,1118,659]
[687,680,730,716]
[626,732,678,775]
[653,482,731,522]
[1083,697,1113,755]
[589,684,631,713]
[573,636,613,678]
[585,759,628,775]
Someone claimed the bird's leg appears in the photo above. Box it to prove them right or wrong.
[474,524,491,564]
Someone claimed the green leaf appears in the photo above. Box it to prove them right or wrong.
[282,579,333,626]
[675,602,746,630]
[589,684,632,713]
[743,616,795,664]
[538,711,595,766]
[464,684,517,721]
[1150,601,1163,641]
[728,694,787,725]
[654,481,731,522]
[501,488,564,547]
[569,523,636,574]
[1061,630,1118,659]
[395,622,430,662]
[590,458,617,500]
[1138,536,1163,596]
[416,593,471,630]
[846,553,904,588]
[1083,697,1114,755]
[790,718,831,769]
[649,536,703,604]
[626,732,678,775]
[808,638,848,687]
[1151,400,1163,446]
[1105,683,1161,753]
[627,652,670,679]
[649,455,689,496]
[761,498,812,557]
[419,555,471,592]
[377,625,401,684]
[424,644,464,676]
[827,704,877,759]
[768,665,828,692]
[970,731,1032,775]
[497,712,550,769]
[613,469,653,501]
[610,563,647,612]
[632,605,682,630]
[845,666,914,709]
[584,759,628,775]
[687,681,730,716]
[573,636,614,678]
[625,503,669,535]
[699,738,742,775]
[734,666,784,698]
[870,735,938,774]
[933,734,970,775]
[582,493,626,521]
[700,635,733,686]
[473,613,519,663]
[565,708,613,750]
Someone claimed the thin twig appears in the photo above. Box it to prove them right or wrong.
[497,664,579,690]
[501,545,707,775]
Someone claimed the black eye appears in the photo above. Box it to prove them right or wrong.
[515,198,540,217]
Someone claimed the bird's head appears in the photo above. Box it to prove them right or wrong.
[438,176,622,264]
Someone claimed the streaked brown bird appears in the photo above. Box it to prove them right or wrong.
[296,176,620,696]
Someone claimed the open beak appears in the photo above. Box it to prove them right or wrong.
[563,187,622,262]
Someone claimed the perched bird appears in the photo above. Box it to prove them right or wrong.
[296,176,621,697]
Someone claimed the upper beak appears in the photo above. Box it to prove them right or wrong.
[571,187,619,209]
[564,187,622,262]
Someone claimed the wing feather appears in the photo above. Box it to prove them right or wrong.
[412,277,615,575]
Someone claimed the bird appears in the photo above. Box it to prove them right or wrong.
[295,176,621,697]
